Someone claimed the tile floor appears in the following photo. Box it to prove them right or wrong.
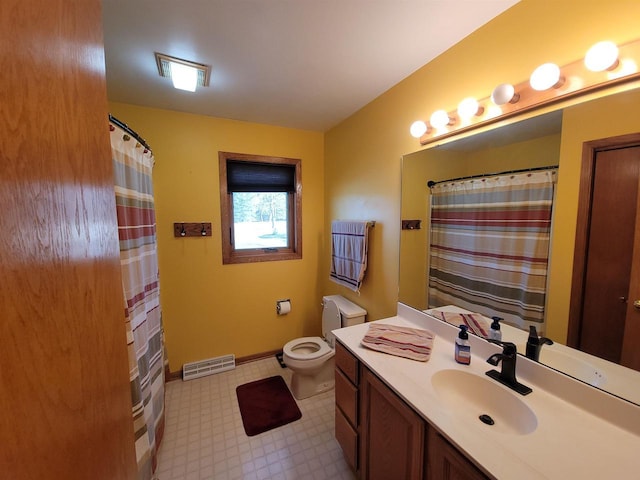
[155,356,356,480]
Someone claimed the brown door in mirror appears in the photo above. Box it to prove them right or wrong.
[621,155,640,371]
[570,134,640,370]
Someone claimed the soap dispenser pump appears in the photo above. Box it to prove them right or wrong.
[455,325,471,365]
[489,316,502,341]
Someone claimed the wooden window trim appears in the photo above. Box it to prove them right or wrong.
[219,151,302,264]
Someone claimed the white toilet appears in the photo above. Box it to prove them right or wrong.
[283,295,367,399]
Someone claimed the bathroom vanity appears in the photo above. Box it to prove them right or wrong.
[335,339,486,479]
[333,303,640,479]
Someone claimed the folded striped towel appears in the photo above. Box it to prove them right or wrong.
[361,324,435,362]
[430,310,490,339]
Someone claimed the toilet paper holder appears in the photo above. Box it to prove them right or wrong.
[276,299,291,315]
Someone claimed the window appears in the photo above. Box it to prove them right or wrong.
[219,151,302,264]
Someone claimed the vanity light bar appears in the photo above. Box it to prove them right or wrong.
[412,37,640,146]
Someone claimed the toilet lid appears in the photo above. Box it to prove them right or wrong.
[283,336,332,361]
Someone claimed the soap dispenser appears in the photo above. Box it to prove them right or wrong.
[489,316,502,341]
[455,325,471,365]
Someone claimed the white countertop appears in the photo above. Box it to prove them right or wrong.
[333,303,640,480]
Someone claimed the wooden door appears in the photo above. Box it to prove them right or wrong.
[621,174,640,370]
[569,134,640,370]
[0,0,137,478]
[359,367,424,480]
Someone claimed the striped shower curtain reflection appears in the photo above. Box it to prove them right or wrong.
[428,169,557,331]
[110,120,165,479]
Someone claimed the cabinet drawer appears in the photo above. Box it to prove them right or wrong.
[335,341,359,384]
[335,368,358,427]
[335,406,358,471]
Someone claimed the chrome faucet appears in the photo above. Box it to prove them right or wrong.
[525,325,553,362]
[486,340,532,395]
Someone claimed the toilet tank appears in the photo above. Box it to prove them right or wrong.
[323,295,367,327]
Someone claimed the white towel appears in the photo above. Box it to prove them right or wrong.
[330,220,370,292]
[361,324,435,362]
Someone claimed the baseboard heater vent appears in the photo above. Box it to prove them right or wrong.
[183,354,235,381]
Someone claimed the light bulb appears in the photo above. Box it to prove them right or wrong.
[170,62,198,92]
[457,98,483,119]
[409,121,428,138]
[491,83,519,105]
[430,110,454,129]
[530,63,564,91]
[585,41,619,72]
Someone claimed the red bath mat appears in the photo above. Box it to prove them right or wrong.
[236,375,302,436]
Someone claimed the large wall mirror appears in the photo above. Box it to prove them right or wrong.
[400,87,640,405]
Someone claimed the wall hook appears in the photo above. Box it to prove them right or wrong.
[174,222,212,237]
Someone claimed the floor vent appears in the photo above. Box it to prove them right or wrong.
[183,354,235,381]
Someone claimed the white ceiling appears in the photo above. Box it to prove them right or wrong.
[102,0,519,132]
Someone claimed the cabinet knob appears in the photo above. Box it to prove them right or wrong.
[633,300,640,310]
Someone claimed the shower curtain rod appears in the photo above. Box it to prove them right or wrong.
[108,114,152,153]
[427,164,558,188]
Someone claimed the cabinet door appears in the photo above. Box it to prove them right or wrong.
[360,367,424,480]
[427,428,488,480]
[336,340,359,384]
[335,367,358,427]
[335,406,358,471]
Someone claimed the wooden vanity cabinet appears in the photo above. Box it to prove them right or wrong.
[335,341,360,471]
[359,366,425,479]
[427,428,489,480]
[335,340,490,480]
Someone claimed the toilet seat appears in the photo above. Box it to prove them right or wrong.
[282,296,366,399]
[283,336,332,361]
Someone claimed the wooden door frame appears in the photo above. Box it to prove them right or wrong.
[568,132,640,348]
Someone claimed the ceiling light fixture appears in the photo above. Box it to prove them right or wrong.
[155,52,211,92]
[170,62,198,92]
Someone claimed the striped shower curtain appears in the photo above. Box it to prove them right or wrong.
[428,170,556,331]
[110,121,165,479]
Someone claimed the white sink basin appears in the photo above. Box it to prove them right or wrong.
[516,344,607,387]
[431,369,538,435]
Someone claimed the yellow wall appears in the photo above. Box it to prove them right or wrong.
[399,148,466,309]
[109,103,324,371]
[458,134,562,176]
[324,0,640,328]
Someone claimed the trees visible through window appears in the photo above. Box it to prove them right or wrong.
[231,192,288,249]
[219,152,302,264]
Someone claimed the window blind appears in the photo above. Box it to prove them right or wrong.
[226,160,295,192]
